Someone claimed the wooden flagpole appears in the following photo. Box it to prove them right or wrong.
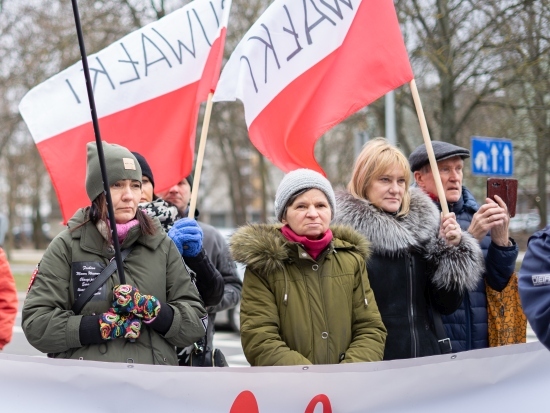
[188,92,214,219]
[409,79,450,216]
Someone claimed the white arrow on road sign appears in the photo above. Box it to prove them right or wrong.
[491,145,498,173]
[471,136,513,176]
[503,145,511,173]
[475,151,488,172]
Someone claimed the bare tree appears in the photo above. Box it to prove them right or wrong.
[397,0,525,147]
[3,0,548,239]
[495,0,550,227]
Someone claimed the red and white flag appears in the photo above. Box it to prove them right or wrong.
[213,0,413,173]
[19,0,231,223]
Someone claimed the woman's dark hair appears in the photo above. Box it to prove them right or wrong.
[72,192,156,241]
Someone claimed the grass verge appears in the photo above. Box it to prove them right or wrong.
[13,272,32,292]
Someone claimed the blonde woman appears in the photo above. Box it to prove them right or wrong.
[334,138,483,360]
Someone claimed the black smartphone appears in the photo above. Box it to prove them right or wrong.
[487,178,518,218]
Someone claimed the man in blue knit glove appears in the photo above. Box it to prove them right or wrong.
[168,218,203,257]
[133,154,241,359]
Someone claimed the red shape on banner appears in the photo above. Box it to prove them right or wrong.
[230,391,259,413]
[305,394,332,413]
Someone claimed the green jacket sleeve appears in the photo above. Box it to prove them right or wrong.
[341,256,387,363]
[22,235,83,353]
[160,239,207,348]
[240,268,311,366]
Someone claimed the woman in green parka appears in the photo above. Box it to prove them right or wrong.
[230,169,387,366]
[22,142,207,365]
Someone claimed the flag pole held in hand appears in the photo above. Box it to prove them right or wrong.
[70,0,126,284]
[409,79,456,241]
[409,79,450,216]
[188,92,214,219]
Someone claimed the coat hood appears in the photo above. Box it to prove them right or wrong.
[334,187,440,256]
[229,224,370,275]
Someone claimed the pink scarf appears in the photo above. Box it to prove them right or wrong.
[280,225,333,260]
[115,219,139,243]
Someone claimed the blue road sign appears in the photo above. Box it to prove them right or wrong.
[471,136,513,176]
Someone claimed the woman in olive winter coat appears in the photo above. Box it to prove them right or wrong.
[334,138,484,361]
[230,169,387,366]
[22,143,206,365]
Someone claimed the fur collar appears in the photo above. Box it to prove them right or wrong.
[334,187,440,255]
[229,224,370,275]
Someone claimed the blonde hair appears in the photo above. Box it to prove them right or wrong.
[347,137,412,216]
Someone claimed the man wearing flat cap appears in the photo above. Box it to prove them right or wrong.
[410,141,518,353]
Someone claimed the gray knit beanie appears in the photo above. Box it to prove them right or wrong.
[86,142,142,202]
[274,169,336,222]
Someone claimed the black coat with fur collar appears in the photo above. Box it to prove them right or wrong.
[334,188,483,360]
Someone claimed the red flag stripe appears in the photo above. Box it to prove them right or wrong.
[36,31,225,223]
[220,0,413,174]
[37,81,199,222]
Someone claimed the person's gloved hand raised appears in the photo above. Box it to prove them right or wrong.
[99,310,142,340]
[112,284,161,323]
[168,218,203,257]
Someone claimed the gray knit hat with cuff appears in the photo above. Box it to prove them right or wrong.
[274,169,336,222]
[409,141,470,172]
[86,142,142,202]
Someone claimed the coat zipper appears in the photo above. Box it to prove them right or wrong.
[465,293,472,350]
[317,250,330,363]
[407,252,417,357]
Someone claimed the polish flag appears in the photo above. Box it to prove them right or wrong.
[19,0,231,223]
[213,0,413,173]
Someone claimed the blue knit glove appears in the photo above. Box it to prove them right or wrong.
[168,218,203,257]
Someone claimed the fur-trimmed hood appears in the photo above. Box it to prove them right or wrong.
[334,187,440,256]
[229,224,370,275]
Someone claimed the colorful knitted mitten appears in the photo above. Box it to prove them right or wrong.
[99,310,142,340]
[112,284,161,323]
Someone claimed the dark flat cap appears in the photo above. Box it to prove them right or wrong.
[409,141,470,172]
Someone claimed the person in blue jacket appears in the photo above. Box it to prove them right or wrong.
[410,142,519,352]
[519,225,550,349]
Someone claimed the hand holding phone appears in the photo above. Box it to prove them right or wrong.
[487,178,517,218]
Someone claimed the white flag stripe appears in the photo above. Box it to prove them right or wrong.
[213,0,360,125]
[20,0,229,143]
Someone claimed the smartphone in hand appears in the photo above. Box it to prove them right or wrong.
[487,178,517,217]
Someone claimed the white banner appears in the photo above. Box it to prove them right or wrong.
[0,342,548,412]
